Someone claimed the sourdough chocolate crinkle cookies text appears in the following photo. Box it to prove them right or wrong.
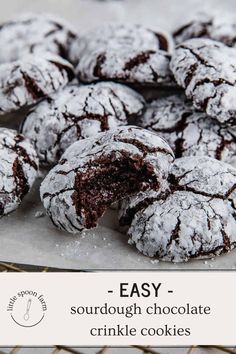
[40,126,174,233]
[21,82,145,165]
[0,128,38,216]
[122,157,236,262]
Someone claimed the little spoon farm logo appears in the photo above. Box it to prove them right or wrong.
[7,290,47,327]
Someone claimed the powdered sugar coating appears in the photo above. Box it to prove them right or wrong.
[0,128,38,216]
[40,126,174,233]
[170,156,236,199]
[170,38,236,125]
[119,181,169,227]
[128,191,236,262]
[0,13,78,64]
[139,95,236,165]
[70,23,173,65]
[127,156,236,262]
[0,53,74,114]
[174,13,236,47]
[77,47,174,86]
[21,82,145,165]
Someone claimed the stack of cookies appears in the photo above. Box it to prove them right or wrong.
[0,12,236,263]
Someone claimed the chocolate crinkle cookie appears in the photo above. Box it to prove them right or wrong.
[77,47,175,86]
[21,82,145,165]
[40,126,174,233]
[121,156,236,262]
[0,128,38,216]
[74,23,175,86]
[170,38,236,125]
[70,23,173,65]
[0,53,74,115]
[174,13,236,48]
[0,13,78,64]
[138,94,236,166]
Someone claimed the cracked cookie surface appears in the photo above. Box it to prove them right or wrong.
[119,181,170,227]
[70,23,173,65]
[77,47,174,86]
[0,53,74,115]
[0,128,38,216]
[139,95,236,166]
[0,13,78,64]
[21,82,145,165]
[40,126,174,233]
[174,13,236,47]
[170,38,236,125]
[122,156,236,262]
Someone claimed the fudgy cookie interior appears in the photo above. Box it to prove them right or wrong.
[72,151,160,228]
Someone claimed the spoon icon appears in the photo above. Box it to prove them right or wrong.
[24,298,32,321]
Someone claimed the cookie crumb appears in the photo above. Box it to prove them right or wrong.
[150,259,159,264]
[34,211,45,218]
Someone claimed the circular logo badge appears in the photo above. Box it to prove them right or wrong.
[7,290,47,327]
